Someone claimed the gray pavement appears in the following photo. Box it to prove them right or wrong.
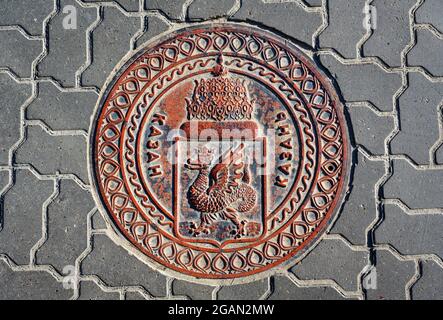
[0,0,442,300]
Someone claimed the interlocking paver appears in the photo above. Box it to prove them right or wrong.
[37,0,97,87]
[415,0,443,34]
[0,170,8,192]
[15,125,88,183]
[0,0,442,301]
[78,280,120,300]
[318,0,366,58]
[172,280,213,300]
[331,152,385,245]
[0,30,41,78]
[188,0,237,21]
[231,0,322,46]
[125,291,147,300]
[436,143,443,165]
[291,238,368,291]
[366,249,415,300]
[26,81,97,131]
[411,260,443,300]
[390,73,443,165]
[0,73,31,165]
[0,169,53,265]
[81,234,167,297]
[83,0,140,12]
[91,210,107,230]
[0,169,9,228]
[268,276,347,300]
[0,260,72,300]
[134,15,170,48]
[0,0,53,36]
[144,0,188,21]
[218,279,268,300]
[408,29,443,77]
[81,6,140,89]
[35,180,95,274]
[319,54,402,112]
[304,0,322,7]
[348,106,394,155]
[363,0,416,67]
[383,160,443,209]
[375,205,443,258]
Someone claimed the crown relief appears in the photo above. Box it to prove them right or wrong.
[185,55,255,121]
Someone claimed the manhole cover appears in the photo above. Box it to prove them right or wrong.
[89,23,351,284]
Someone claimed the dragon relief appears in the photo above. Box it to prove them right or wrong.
[185,143,257,238]
[178,56,262,241]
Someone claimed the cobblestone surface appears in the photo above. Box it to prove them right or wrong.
[363,0,416,67]
[0,0,442,300]
[26,81,97,131]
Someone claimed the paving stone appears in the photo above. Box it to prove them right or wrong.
[319,54,402,112]
[268,276,346,300]
[415,0,443,34]
[125,291,147,300]
[2,0,443,300]
[0,260,72,300]
[390,73,443,165]
[0,169,53,265]
[0,73,32,165]
[318,0,366,58]
[331,152,385,245]
[135,15,170,48]
[384,160,443,209]
[144,0,187,21]
[91,210,107,230]
[0,170,8,192]
[36,180,95,274]
[0,0,54,36]
[188,0,237,21]
[0,30,41,78]
[172,280,213,300]
[218,279,268,300]
[15,125,88,183]
[0,169,9,228]
[411,260,443,300]
[26,81,97,131]
[81,234,167,297]
[304,0,322,6]
[348,106,394,155]
[363,0,415,67]
[375,204,443,258]
[231,0,322,46]
[37,0,97,87]
[436,144,443,165]
[291,238,367,291]
[78,280,120,300]
[81,7,140,89]
[408,29,443,77]
[83,0,140,12]
[366,249,415,300]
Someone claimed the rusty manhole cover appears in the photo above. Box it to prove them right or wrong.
[89,23,351,284]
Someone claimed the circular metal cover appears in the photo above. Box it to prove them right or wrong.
[89,23,351,284]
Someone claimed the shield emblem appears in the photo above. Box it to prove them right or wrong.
[170,61,269,247]
[173,131,267,247]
